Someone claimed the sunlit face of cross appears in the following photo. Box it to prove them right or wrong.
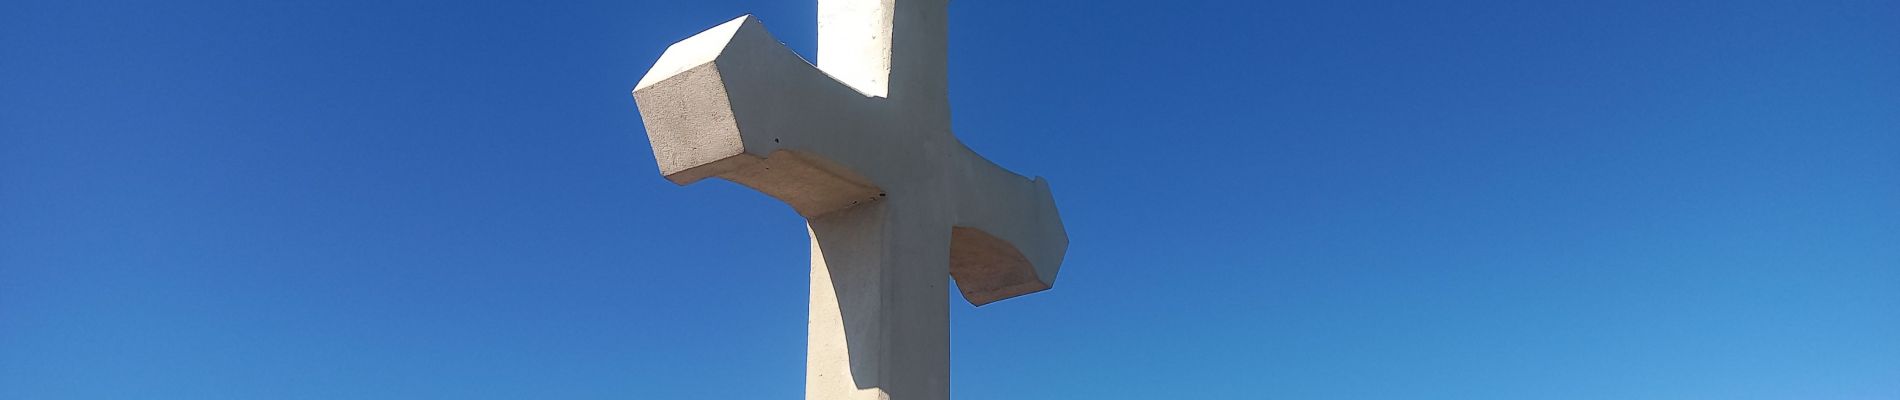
[632,1,1068,399]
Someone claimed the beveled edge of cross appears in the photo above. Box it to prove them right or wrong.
[630,14,1068,306]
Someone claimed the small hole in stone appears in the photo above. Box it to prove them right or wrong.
[879,193,887,197]
[773,138,780,143]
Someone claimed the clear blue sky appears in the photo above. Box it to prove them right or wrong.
[4,0,1897,398]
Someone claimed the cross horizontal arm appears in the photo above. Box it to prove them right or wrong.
[946,144,1068,305]
[633,14,1068,307]
[635,15,916,218]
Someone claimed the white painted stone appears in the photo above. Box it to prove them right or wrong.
[632,1,1068,398]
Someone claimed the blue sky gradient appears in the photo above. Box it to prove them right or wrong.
[4,0,1897,398]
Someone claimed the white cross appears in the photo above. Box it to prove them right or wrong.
[632,1,1068,399]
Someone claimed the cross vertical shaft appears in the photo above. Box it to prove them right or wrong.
[808,195,951,400]
[819,0,948,109]
[812,4,953,397]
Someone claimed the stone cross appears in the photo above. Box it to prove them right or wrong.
[631,1,1068,399]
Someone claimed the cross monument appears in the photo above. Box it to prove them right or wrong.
[631,1,1069,399]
